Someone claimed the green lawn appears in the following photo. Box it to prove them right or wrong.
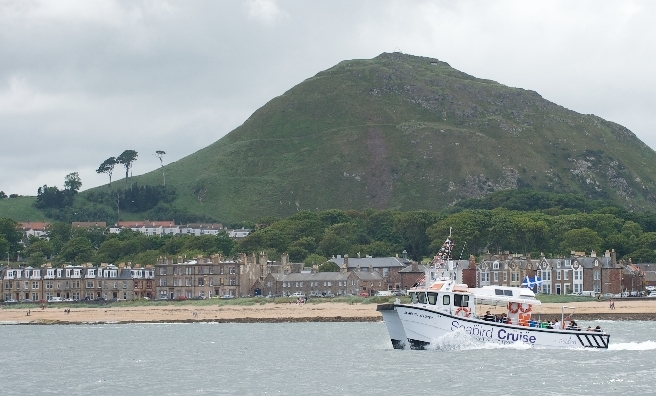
[0,197,49,221]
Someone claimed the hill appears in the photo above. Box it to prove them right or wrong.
[68,53,656,222]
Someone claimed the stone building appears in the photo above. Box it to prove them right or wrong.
[475,250,622,295]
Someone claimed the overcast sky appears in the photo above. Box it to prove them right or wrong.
[1,0,655,196]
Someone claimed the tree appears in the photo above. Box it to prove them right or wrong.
[116,150,138,186]
[58,237,94,263]
[96,157,117,187]
[0,191,6,198]
[317,261,340,272]
[64,172,82,193]
[558,228,603,255]
[155,150,166,186]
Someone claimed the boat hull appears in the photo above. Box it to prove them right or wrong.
[377,304,407,349]
[394,304,609,349]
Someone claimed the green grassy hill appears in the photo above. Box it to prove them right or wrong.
[17,52,656,224]
[0,197,49,221]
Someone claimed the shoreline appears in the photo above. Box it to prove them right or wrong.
[2,300,655,325]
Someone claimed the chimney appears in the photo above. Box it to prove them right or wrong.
[344,254,349,269]
[312,265,318,274]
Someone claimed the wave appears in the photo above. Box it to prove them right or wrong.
[608,341,656,350]
[425,328,532,351]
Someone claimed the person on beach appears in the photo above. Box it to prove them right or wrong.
[610,299,615,309]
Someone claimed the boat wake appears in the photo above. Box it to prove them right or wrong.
[608,341,656,351]
[424,328,531,351]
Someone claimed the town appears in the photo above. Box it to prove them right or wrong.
[2,219,654,303]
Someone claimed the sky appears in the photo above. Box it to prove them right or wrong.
[1,0,655,196]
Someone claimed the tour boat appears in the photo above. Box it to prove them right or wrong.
[378,239,610,350]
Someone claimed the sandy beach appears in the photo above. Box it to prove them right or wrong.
[2,299,656,324]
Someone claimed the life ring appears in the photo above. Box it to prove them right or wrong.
[454,307,471,317]
[507,302,520,314]
[519,303,532,313]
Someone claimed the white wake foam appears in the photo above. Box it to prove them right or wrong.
[426,328,531,351]
[608,341,656,350]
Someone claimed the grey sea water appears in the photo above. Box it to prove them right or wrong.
[2,320,655,395]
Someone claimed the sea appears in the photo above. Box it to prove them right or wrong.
[2,320,655,395]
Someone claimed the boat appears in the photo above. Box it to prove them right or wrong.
[378,237,610,349]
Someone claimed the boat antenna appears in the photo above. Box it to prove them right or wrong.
[449,227,452,237]
[459,241,467,260]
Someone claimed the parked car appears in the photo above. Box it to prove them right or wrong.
[375,291,393,297]
[49,297,63,302]
[359,292,369,297]
[323,292,335,298]
[5,299,18,304]
[392,291,406,296]
[648,291,656,297]
[20,299,34,303]
[290,292,306,299]
[221,295,234,299]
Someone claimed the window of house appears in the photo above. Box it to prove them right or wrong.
[383,268,389,277]
[564,271,569,281]
[481,272,490,282]
[492,261,499,270]
[503,272,507,282]
[556,271,561,280]
[159,268,166,275]
[542,271,551,281]
[160,279,167,287]
[493,272,499,282]
[594,270,600,280]
[32,281,39,289]
[198,278,204,286]
[186,278,192,286]
[123,281,127,289]
[86,281,94,288]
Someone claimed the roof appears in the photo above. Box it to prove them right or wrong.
[351,271,384,281]
[329,256,408,269]
[278,272,349,282]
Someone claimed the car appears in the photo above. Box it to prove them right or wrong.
[49,297,63,302]
[290,292,306,299]
[649,292,656,297]
[5,299,18,304]
[392,291,406,296]
[602,293,614,298]
[323,292,335,298]
[20,299,34,303]
[375,291,393,297]
[221,295,234,299]
[359,292,369,297]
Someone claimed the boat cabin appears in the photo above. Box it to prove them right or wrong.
[408,279,475,318]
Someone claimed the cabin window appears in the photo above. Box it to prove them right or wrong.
[417,292,427,304]
[442,295,450,306]
[454,294,469,307]
[410,292,418,304]
[427,292,438,305]
[495,289,504,296]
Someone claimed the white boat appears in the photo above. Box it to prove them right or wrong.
[378,238,610,350]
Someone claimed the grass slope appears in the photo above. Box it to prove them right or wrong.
[0,197,49,222]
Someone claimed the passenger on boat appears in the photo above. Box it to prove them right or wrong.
[546,321,554,329]
[586,326,592,331]
[566,321,581,331]
[594,325,602,332]
[483,310,495,321]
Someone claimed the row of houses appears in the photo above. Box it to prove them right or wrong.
[18,221,252,240]
[0,249,647,302]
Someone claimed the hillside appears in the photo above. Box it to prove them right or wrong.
[83,53,656,223]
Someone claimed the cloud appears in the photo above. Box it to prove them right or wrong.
[245,0,285,24]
